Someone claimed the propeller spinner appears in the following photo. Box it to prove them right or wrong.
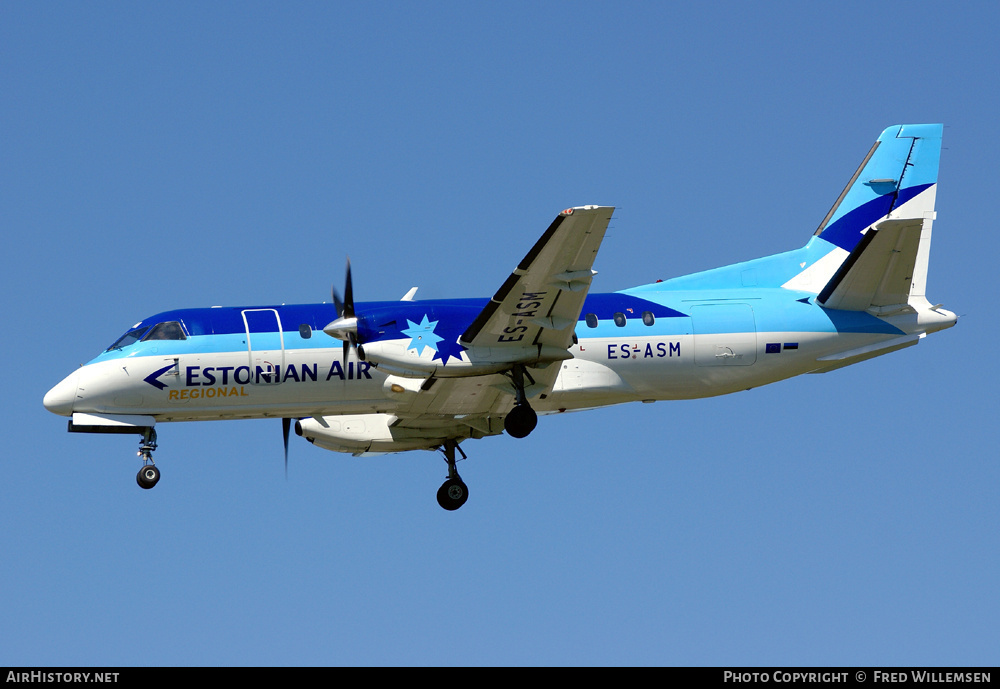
[323,258,363,361]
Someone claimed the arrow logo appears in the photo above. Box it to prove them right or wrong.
[144,363,176,390]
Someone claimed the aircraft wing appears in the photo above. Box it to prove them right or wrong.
[302,206,615,454]
[396,363,561,419]
[459,205,615,351]
[388,372,518,438]
[298,366,562,455]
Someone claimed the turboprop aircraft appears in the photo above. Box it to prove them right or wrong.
[44,124,957,510]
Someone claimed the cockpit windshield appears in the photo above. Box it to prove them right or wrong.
[142,321,187,342]
[105,321,187,352]
[106,326,150,351]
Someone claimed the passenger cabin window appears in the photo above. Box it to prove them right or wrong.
[642,311,655,326]
[106,326,149,351]
[585,313,598,328]
[142,321,187,341]
[613,312,627,327]
[299,324,313,339]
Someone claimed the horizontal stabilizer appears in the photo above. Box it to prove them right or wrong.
[817,218,926,312]
[809,334,923,373]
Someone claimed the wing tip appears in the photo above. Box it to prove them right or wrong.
[565,204,613,213]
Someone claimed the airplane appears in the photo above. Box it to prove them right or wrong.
[43,124,957,510]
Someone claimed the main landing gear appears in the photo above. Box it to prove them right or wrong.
[503,364,537,439]
[438,365,538,512]
[435,365,539,511]
[135,427,160,489]
[437,439,469,511]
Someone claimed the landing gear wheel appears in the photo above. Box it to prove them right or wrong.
[504,403,537,438]
[437,478,469,511]
[136,465,160,489]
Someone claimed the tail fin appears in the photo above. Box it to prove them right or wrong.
[783,124,942,304]
[815,124,941,253]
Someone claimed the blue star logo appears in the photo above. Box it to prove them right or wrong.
[401,315,444,357]
[400,314,466,365]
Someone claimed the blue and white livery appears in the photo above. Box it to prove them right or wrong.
[44,124,957,510]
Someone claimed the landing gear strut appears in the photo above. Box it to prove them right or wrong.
[135,427,160,489]
[436,439,469,511]
[503,364,537,438]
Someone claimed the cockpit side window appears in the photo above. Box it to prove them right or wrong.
[141,321,188,342]
[106,326,149,351]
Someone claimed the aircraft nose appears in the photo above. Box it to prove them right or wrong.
[43,369,80,417]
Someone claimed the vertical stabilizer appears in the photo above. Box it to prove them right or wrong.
[810,125,945,314]
[783,124,942,297]
[815,124,941,252]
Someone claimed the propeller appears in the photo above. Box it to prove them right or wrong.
[282,417,291,479]
[324,258,361,361]
[290,260,363,477]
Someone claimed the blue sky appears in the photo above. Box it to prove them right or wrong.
[2,2,997,666]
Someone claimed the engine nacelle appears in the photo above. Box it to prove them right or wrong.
[295,413,448,455]
[360,339,572,378]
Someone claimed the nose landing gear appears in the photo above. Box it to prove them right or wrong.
[137,464,160,489]
[135,428,160,489]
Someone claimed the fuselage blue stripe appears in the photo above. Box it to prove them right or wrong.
[91,287,902,364]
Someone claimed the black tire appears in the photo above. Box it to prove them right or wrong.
[504,403,537,438]
[136,465,160,489]
[436,478,469,511]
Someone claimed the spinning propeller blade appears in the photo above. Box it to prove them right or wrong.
[326,258,361,362]
[282,417,291,479]
[332,258,355,319]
